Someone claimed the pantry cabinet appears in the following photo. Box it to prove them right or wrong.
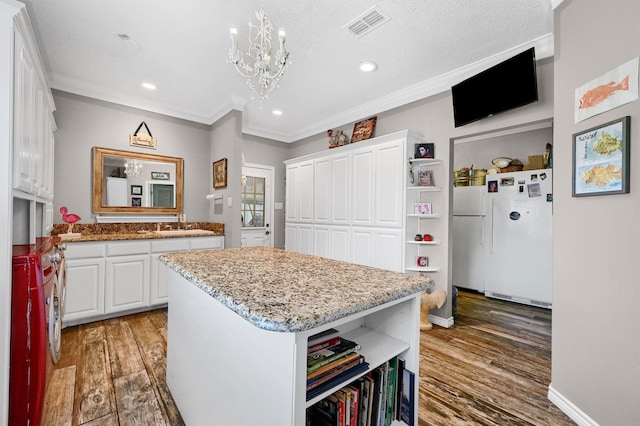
[284,130,426,272]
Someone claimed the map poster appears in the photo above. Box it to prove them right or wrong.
[572,116,630,197]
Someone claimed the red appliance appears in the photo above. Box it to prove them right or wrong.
[10,238,63,425]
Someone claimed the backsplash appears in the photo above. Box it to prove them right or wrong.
[51,222,224,236]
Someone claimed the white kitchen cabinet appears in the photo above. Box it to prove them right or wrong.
[63,236,224,326]
[105,254,150,314]
[285,130,428,273]
[63,242,106,323]
[11,15,56,200]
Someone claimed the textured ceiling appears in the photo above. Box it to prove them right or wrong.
[21,0,554,142]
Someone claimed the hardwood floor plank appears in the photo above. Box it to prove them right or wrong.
[104,318,145,378]
[42,366,75,426]
[77,339,116,424]
[113,369,166,426]
[80,412,119,426]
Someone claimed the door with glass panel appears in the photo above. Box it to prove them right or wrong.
[241,164,274,247]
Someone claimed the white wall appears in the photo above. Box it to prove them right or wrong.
[52,90,212,222]
[551,1,640,424]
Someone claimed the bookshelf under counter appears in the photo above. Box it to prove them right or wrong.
[161,247,432,426]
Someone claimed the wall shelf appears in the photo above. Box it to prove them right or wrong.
[407,214,442,219]
[406,240,441,245]
[405,266,442,273]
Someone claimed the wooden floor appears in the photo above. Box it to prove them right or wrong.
[43,290,575,425]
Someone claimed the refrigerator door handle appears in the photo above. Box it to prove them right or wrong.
[489,198,495,255]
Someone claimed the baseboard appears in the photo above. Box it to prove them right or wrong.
[428,314,454,328]
[548,383,599,426]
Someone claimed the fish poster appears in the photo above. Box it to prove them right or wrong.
[573,117,629,196]
[574,57,638,123]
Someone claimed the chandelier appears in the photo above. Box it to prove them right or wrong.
[227,7,290,103]
[124,159,142,177]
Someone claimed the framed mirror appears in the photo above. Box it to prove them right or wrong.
[92,147,184,214]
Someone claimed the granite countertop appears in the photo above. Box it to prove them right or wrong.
[52,222,224,242]
[160,246,434,332]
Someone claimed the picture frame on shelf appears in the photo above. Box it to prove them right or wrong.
[130,185,142,196]
[419,168,434,186]
[131,197,142,207]
[414,143,434,159]
[213,158,228,189]
[414,202,432,214]
[351,116,377,143]
[572,116,630,197]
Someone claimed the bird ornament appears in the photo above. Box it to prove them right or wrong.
[60,206,81,235]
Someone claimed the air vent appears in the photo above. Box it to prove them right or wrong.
[116,33,131,41]
[345,7,390,38]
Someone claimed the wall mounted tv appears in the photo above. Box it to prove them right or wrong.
[451,47,538,127]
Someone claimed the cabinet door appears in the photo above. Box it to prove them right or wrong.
[297,161,314,222]
[105,255,150,314]
[297,224,313,255]
[314,158,331,223]
[329,226,350,263]
[285,165,298,222]
[351,149,375,226]
[375,140,404,228]
[331,153,350,225]
[285,223,298,252]
[64,257,105,323]
[374,228,403,272]
[12,29,35,194]
[313,225,330,258]
[150,253,172,305]
[351,227,375,268]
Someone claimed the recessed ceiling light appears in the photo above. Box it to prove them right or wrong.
[359,61,377,72]
[272,109,283,116]
[142,82,157,90]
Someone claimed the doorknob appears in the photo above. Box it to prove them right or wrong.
[265,223,270,235]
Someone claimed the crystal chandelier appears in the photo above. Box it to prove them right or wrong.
[124,159,142,177]
[227,7,289,103]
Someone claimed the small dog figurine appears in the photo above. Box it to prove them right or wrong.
[420,289,447,330]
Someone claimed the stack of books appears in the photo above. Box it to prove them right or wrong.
[307,355,415,426]
[306,329,369,401]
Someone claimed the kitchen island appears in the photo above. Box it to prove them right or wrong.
[160,247,433,425]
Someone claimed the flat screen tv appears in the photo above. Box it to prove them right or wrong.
[452,47,538,127]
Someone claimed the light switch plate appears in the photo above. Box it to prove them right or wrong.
[274,202,283,210]
[227,197,232,207]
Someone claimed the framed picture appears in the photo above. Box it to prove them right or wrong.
[414,143,434,159]
[413,202,432,215]
[131,197,142,207]
[130,185,142,196]
[418,168,434,186]
[572,116,630,197]
[488,180,498,192]
[151,171,170,180]
[213,158,228,189]
[351,116,377,143]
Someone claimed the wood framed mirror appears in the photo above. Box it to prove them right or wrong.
[92,147,184,214]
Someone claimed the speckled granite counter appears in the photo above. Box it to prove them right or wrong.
[160,246,433,332]
[51,222,223,242]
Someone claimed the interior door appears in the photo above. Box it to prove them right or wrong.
[241,164,274,247]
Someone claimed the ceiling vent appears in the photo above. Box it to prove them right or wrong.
[116,33,131,41]
[345,7,390,38]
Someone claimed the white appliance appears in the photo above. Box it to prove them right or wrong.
[106,177,127,206]
[484,169,553,308]
[452,186,486,292]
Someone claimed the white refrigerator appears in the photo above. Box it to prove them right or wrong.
[452,186,486,292]
[484,169,553,307]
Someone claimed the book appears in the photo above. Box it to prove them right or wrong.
[346,384,359,426]
[384,357,397,426]
[308,351,362,380]
[377,363,388,426]
[395,358,405,422]
[308,336,341,355]
[368,369,382,426]
[308,328,340,348]
[335,389,348,426]
[308,338,360,373]
[306,361,370,401]
[357,376,373,426]
[307,354,365,389]
[399,368,415,426]
[307,395,339,426]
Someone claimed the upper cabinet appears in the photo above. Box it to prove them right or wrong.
[12,9,56,201]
